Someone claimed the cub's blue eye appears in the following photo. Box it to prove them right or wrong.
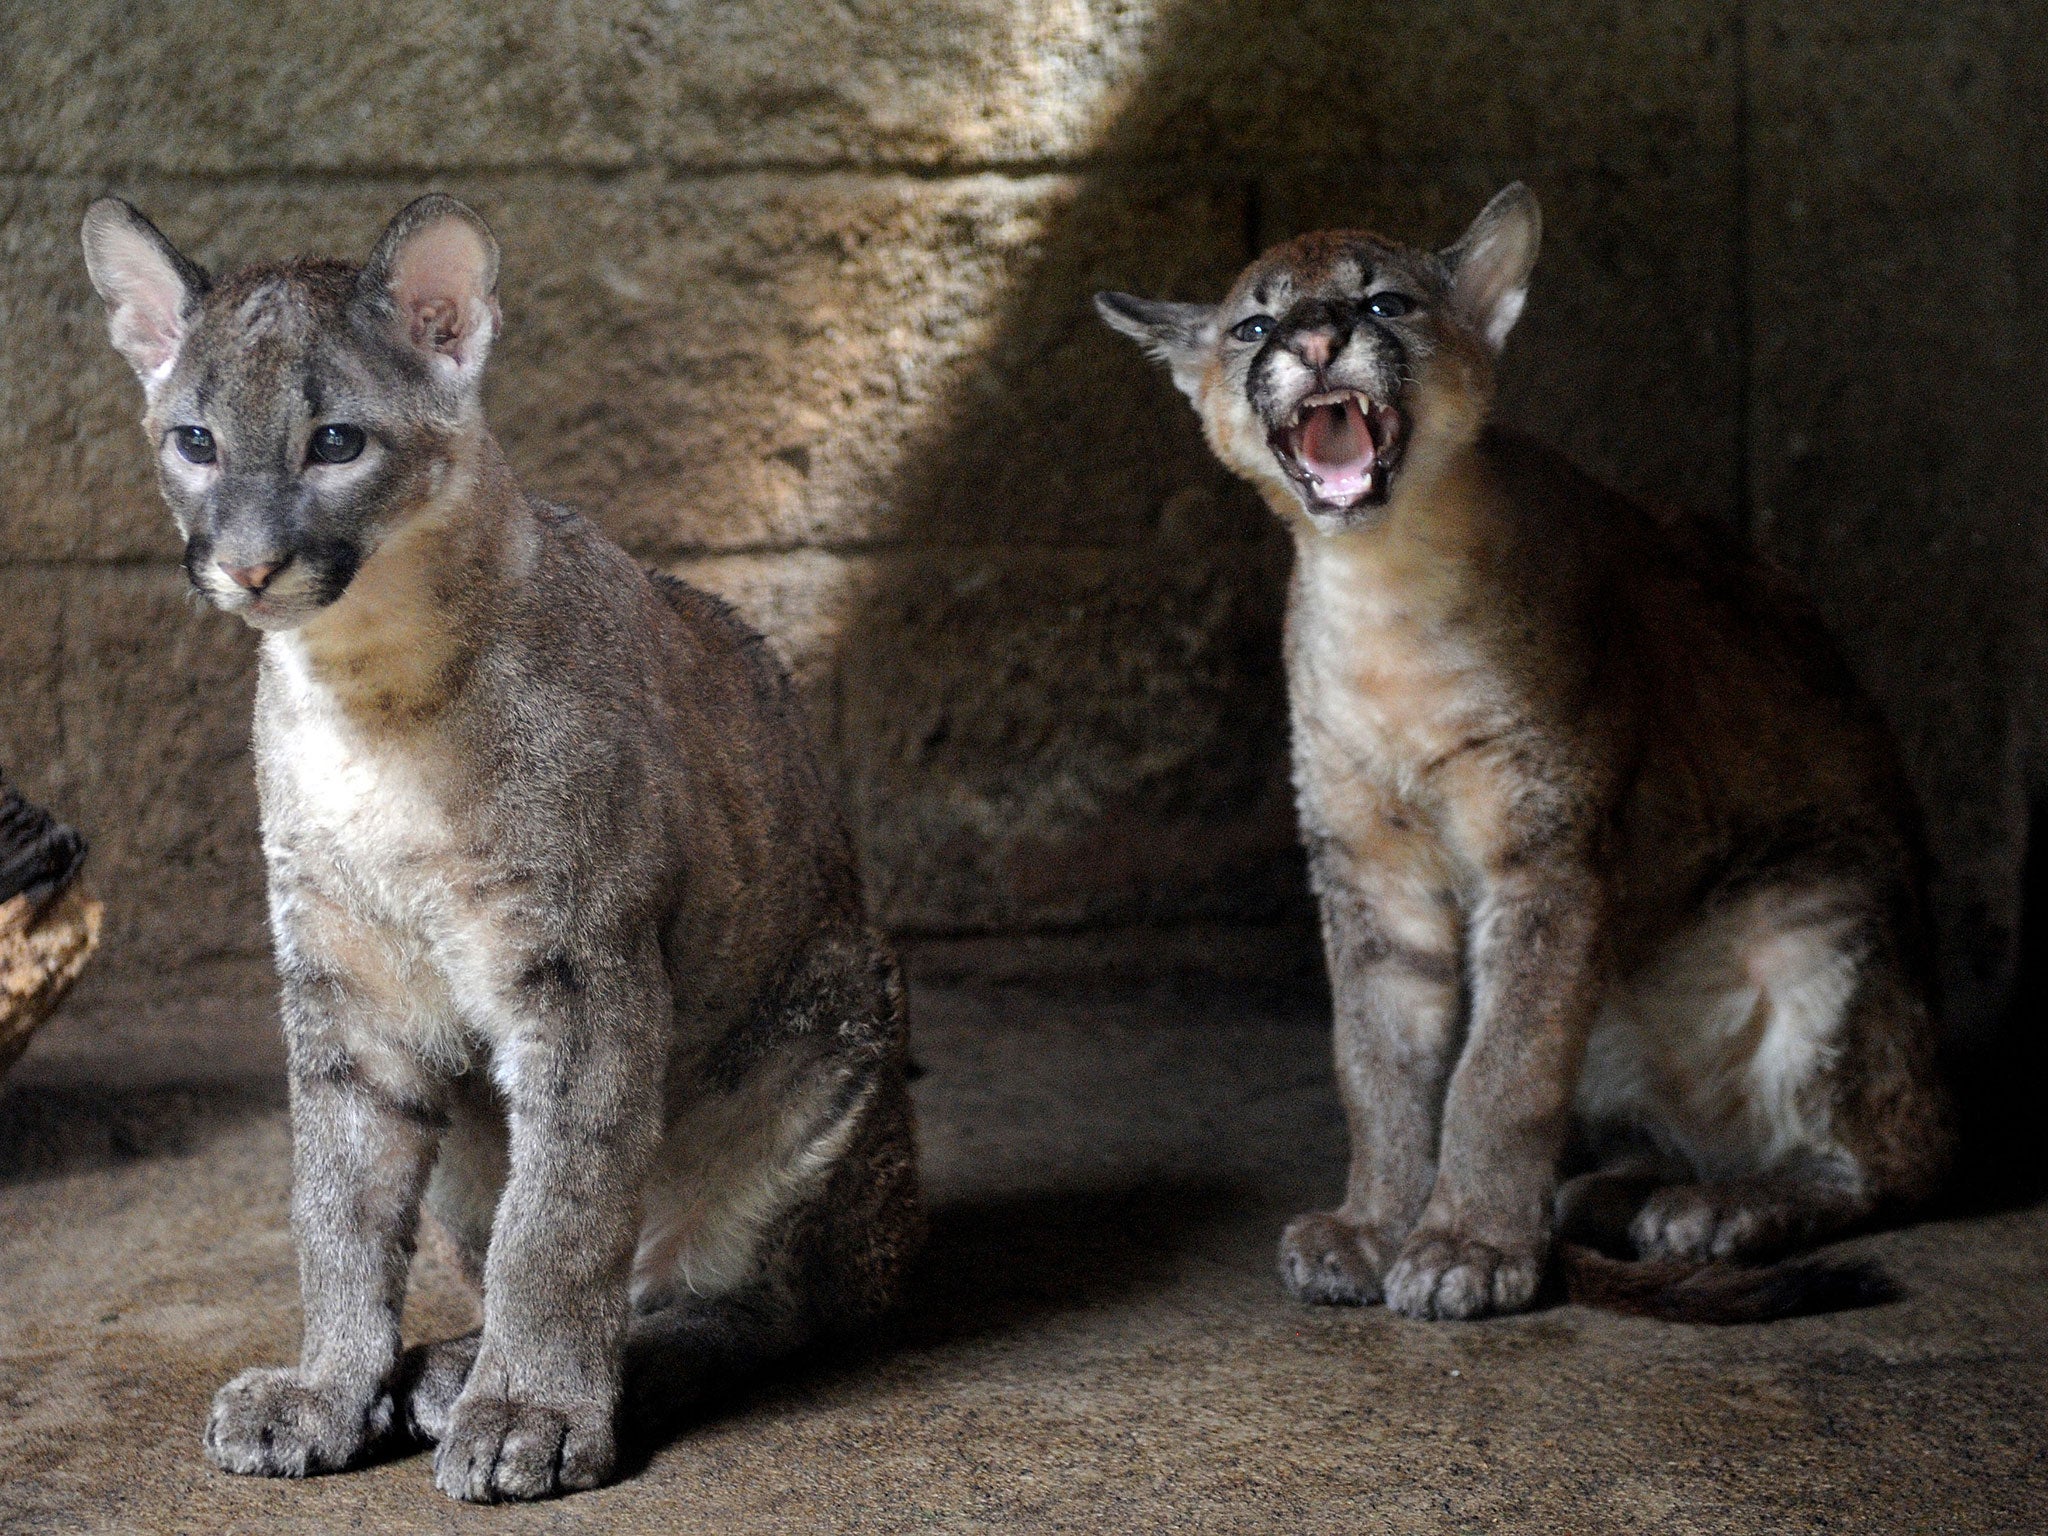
[171,425,215,464]
[309,424,366,465]
[1368,292,1416,319]
[1232,315,1275,343]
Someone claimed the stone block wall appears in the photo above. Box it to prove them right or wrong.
[1,0,2041,1046]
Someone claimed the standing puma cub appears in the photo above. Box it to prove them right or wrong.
[83,195,920,1499]
[1098,185,1948,1321]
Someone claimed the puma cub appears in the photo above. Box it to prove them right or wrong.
[83,195,920,1499]
[1099,185,1948,1321]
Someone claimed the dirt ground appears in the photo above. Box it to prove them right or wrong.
[3,971,2043,1534]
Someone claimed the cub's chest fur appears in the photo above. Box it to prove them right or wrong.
[256,637,522,1057]
[1287,537,1506,825]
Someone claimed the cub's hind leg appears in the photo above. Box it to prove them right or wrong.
[1280,830,1463,1306]
[401,1333,483,1446]
[404,1070,504,1444]
[1554,1151,1673,1254]
[620,924,920,1424]
[420,1068,509,1287]
[1632,1151,1867,1262]
[624,1064,921,1429]
[1602,889,1950,1264]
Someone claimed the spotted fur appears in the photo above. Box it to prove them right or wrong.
[84,195,920,1499]
[1099,184,1949,1321]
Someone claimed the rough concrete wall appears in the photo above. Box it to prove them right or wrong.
[0,0,2040,1043]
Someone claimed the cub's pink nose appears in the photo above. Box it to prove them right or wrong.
[1295,329,1335,368]
[222,561,281,591]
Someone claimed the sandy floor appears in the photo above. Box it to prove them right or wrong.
[2,974,2044,1534]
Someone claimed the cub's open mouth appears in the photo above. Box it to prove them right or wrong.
[1269,390,1404,512]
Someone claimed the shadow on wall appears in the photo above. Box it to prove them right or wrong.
[820,0,1751,946]
[807,0,2048,1055]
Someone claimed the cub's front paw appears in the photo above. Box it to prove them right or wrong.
[1278,1212,1397,1305]
[433,1389,615,1503]
[204,1367,392,1478]
[1384,1229,1544,1320]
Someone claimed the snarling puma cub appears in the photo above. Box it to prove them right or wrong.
[83,195,920,1499]
[1099,185,1948,1321]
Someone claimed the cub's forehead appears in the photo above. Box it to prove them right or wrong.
[167,259,373,405]
[189,260,360,358]
[1228,231,1435,312]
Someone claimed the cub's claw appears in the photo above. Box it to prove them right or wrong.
[204,1366,390,1478]
[432,1390,614,1503]
[1278,1212,1396,1306]
[1384,1230,1543,1320]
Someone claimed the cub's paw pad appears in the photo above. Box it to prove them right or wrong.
[433,1392,614,1503]
[398,1333,483,1445]
[204,1367,390,1478]
[1631,1186,1773,1262]
[1384,1232,1542,1320]
[1278,1212,1392,1306]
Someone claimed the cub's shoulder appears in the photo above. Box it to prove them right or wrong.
[645,569,802,723]
[1482,428,1866,707]
[519,497,800,724]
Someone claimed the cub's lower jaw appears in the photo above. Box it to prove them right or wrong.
[1268,389,1405,521]
[218,589,329,633]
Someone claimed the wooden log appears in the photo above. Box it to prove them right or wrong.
[0,884,102,1078]
[0,774,98,1080]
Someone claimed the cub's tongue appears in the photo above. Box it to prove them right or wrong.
[1294,396,1376,502]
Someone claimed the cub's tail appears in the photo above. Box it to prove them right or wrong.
[1558,1242,1895,1324]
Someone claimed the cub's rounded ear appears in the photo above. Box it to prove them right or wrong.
[1094,291,1219,403]
[81,198,210,391]
[357,194,501,387]
[1441,182,1541,353]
